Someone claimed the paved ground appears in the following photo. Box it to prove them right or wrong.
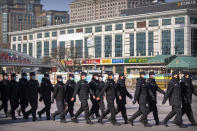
[0,89,197,131]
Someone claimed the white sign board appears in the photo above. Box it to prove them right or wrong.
[58,33,84,41]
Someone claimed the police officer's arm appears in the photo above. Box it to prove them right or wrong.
[72,81,80,100]
[88,84,95,98]
[162,81,173,104]
[156,83,165,95]
[133,79,141,103]
[52,84,58,101]
[115,83,121,97]
[124,85,133,99]
[39,80,44,98]
[98,83,108,98]
[191,82,197,96]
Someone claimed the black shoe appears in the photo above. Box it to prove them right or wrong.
[86,119,94,124]
[23,115,29,119]
[164,122,169,127]
[98,118,103,124]
[156,120,160,125]
[46,116,51,120]
[178,124,187,128]
[32,118,37,121]
[12,117,17,120]
[17,110,21,116]
[191,122,197,126]
[37,112,41,119]
[144,123,152,127]
[90,114,95,119]
[60,119,67,123]
[51,115,55,121]
[112,121,120,126]
[71,117,78,123]
[129,119,134,126]
[125,120,128,124]
[5,112,8,117]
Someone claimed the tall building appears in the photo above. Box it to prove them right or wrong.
[69,0,165,23]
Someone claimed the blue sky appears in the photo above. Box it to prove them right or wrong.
[41,0,180,11]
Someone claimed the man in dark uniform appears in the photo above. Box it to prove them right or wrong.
[38,73,53,120]
[71,72,95,124]
[89,73,100,119]
[180,71,197,126]
[147,72,165,125]
[128,71,152,127]
[0,73,9,117]
[51,75,66,123]
[26,72,39,121]
[9,73,19,120]
[18,73,29,119]
[115,73,133,124]
[97,72,121,126]
[162,71,187,128]
[64,74,76,120]
[96,74,106,118]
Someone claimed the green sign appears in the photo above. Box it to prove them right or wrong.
[124,58,150,63]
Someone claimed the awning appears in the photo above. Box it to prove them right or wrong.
[148,55,176,64]
[167,56,197,69]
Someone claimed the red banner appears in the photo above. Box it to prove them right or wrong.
[81,59,100,64]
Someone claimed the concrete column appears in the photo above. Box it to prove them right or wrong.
[171,28,175,55]
[184,15,191,56]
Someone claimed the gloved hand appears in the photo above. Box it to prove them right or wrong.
[39,97,43,102]
[132,100,136,104]
[162,99,166,105]
[51,99,54,104]
[129,95,133,100]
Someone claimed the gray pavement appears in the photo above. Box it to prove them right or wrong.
[0,89,197,131]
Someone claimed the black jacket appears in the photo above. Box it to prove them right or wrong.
[40,78,53,101]
[52,81,65,101]
[116,79,132,104]
[181,77,197,104]
[163,78,182,106]
[9,80,19,102]
[96,80,105,98]
[27,79,39,100]
[65,80,76,102]
[0,79,9,101]
[147,78,165,103]
[18,78,28,100]
[134,78,152,104]
[89,78,98,99]
[72,80,94,101]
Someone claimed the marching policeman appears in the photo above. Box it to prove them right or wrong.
[26,72,39,121]
[162,71,187,128]
[71,72,95,124]
[9,73,19,120]
[0,73,9,117]
[147,72,165,125]
[51,75,66,123]
[98,72,120,126]
[115,73,133,124]
[64,74,76,120]
[18,73,29,119]
[129,71,152,127]
[38,73,53,120]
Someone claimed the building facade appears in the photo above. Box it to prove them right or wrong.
[9,2,197,74]
[69,0,163,23]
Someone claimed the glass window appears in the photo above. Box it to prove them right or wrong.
[70,40,75,58]
[116,66,124,74]
[149,20,158,27]
[23,43,27,54]
[76,40,83,58]
[191,17,197,24]
[105,25,112,31]
[85,27,92,33]
[60,30,65,35]
[115,24,123,30]
[44,41,49,56]
[162,30,171,55]
[37,33,42,38]
[126,22,134,29]
[148,32,154,56]
[105,35,112,57]
[37,42,42,58]
[13,37,16,41]
[12,45,16,51]
[162,18,171,26]
[29,34,33,40]
[51,40,57,57]
[45,32,50,37]
[95,26,102,32]
[29,43,33,56]
[84,38,88,58]
[18,36,22,41]
[68,29,74,34]
[95,36,102,58]
[191,29,197,56]
[59,41,65,59]
[18,44,21,52]
[175,29,184,54]
[115,34,122,57]
[136,32,146,56]
[52,31,57,37]
[175,17,185,24]
[130,34,134,56]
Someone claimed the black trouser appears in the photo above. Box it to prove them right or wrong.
[74,100,90,120]
[20,98,28,117]
[129,104,149,124]
[39,98,51,118]
[0,98,8,114]
[164,105,182,125]
[116,101,128,122]
[26,98,38,119]
[148,101,159,122]
[182,103,195,123]
[52,100,65,120]
[98,98,105,116]
[101,100,116,123]
[65,100,75,118]
[90,98,100,118]
[10,99,19,119]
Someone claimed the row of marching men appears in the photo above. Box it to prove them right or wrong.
[0,71,197,128]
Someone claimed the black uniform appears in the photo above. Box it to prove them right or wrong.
[96,79,106,116]
[9,77,19,119]
[38,77,53,120]
[26,75,39,121]
[89,78,100,118]
[180,76,197,124]
[162,73,184,127]
[72,78,94,124]
[64,79,76,118]
[147,77,165,124]
[18,76,29,118]
[129,76,153,126]
[51,80,66,121]
[0,77,9,116]
[115,78,133,123]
